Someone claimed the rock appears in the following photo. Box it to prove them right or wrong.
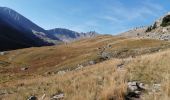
[117,63,124,68]
[125,92,141,100]
[128,81,139,92]
[45,71,52,75]
[101,52,112,59]
[21,67,28,71]
[0,52,6,55]
[152,84,161,92]
[27,96,37,100]
[51,93,64,100]
[98,47,102,50]
[57,71,66,75]
[75,64,84,70]
[0,90,8,95]
[107,44,112,48]
[128,81,147,91]
[126,81,147,100]
[89,61,95,65]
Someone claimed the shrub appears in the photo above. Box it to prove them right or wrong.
[161,15,170,27]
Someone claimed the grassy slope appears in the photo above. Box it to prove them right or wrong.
[0,35,169,74]
[0,35,170,99]
[1,50,170,100]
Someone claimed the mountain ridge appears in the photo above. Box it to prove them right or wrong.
[0,7,98,51]
[47,28,99,42]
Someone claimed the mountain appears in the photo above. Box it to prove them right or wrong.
[120,12,170,41]
[47,28,98,42]
[0,7,60,51]
[0,7,99,51]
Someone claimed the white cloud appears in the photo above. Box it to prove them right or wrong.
[101,16,122,23]
[102,0,164,22]
[69,20,100,32]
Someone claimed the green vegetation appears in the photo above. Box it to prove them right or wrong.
[161,15,170,27]
[146,26,153,32]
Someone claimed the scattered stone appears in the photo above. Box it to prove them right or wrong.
[75,64,84,70]
[98,47,102,50]
[27,96,38,100]
[0,90,8,95]
[126,81,148,100]
[117,63,124,68]
[51,93,64,100]
[21,67,28,71]
[101,52,112,59]
[128,81,147,92]
[89,60,95,65]
[45,72,52,75]
[108,44,112,48]
[0,52,7,55]
[152,84,161,92]
[57,71,66,75]
[125,91,141,100]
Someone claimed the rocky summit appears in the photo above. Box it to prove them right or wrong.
[121,12,170,41]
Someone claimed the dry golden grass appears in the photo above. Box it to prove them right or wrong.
[2,48,169,100]
[0,35,169,75]
[0,35,170,100]
[0,59,127,100]
[127,49,170,100]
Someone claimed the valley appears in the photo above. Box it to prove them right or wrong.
[0,35,170,100]
[0,2,170,100]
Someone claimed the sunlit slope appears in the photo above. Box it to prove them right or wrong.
[0,35,170,75]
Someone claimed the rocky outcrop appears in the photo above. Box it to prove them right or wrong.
[126,81,161,100]
[120,12,170,41]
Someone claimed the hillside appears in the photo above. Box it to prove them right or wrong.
[0,35,170,99]
[120,12,170,41]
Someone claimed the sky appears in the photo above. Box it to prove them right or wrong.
[0,0,170,34]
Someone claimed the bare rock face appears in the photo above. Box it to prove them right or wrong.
[146,12,170,31]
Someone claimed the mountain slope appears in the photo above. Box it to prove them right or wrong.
[48,28,98,42]
[0,35,170,99]
[120,12,170,41]
[0,7,60,51]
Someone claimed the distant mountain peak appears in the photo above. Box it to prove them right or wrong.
[0,7,21,21]
[47,28,99,42]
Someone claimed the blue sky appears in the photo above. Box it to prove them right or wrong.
[0,0,170,34]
